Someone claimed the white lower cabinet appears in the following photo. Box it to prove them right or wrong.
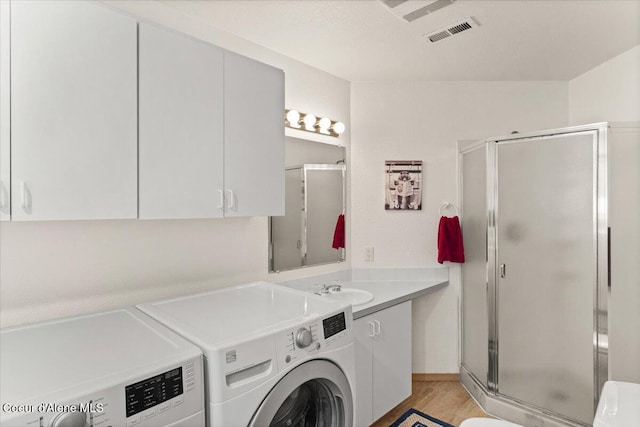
[354,301,412,427]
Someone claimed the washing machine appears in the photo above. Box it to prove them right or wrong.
[137,281,356,427]
[0,307,205,427]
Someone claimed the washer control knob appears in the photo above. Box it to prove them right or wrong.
[295,328,313,348]
[49,412,87,427]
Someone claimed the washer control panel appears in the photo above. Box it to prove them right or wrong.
[276,310,352,371]
[322,312,347,340]
[1,358,204,427]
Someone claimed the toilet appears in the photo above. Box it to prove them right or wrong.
[593,381,640,427]
[461,381,640,427]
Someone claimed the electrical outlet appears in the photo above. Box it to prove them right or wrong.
[365,247,375,262]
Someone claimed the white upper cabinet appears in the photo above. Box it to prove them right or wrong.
[224,51,285,217]
[138,23,224,219]
[0,1,10,221]
[10,1,137,221]
[139,28,283,220]
[4,2,284,221]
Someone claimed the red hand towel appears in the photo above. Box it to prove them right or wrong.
[437,216,465,264]
[332,214,345,249]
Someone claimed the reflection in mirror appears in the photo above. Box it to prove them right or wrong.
[269,138,346,272]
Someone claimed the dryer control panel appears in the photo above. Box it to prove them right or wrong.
[275,309,353,371]
[0,358,204,427]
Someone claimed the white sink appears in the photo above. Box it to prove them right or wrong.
[323,288,374,306]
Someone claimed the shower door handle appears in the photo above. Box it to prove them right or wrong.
[500,264,506,278]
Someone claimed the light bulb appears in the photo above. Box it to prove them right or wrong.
[303,114,317,131]
[332,121,346,135]
[318,117,331,134]
[286,110,300,128]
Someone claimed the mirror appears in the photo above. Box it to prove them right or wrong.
[269,137,346,272]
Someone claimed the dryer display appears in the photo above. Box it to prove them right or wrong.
[0,307,205,427]
[125,367,184,417]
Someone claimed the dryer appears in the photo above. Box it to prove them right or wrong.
[137,281,355,427]
[0,307,205,427]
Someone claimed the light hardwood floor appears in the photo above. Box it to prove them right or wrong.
[371,380,492,427]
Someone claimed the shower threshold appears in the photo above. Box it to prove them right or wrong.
[460,366,591,427]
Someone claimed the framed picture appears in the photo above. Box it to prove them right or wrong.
[385,160,422,210]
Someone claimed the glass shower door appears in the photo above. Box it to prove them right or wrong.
[496,131,598,424]
[461,144,489,387]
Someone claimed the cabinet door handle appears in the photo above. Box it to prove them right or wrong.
[21,181,31,212]
[0,181,6,209]
[500,264,506,279]
[373,320,381,336]
[217,190,224,210]
[226,189,235,210]
[368,321,375,338]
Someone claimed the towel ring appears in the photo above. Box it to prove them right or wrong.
[439,202,459,217]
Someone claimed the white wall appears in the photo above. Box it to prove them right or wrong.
[569,45,640,125]
[0,1,351,328]
[351,81,569,373]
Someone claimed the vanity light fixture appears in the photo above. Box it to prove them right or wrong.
[302,113,317,131]
[317,117,332,134]
[285,110,301,128]
[331,122,346,135]
[285,109,346,138]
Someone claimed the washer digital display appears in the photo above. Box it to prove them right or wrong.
[125,367,183,417]
[322,312,346,339]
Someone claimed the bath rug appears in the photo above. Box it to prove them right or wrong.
[390,408,455,427]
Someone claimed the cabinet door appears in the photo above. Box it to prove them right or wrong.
[354,317,374,427]
[139,23,224,219]
[10,1,137,221]
[0,1,9,221]
[224,51,284,217]
[372,301,412,421]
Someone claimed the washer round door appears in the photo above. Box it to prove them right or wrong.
[249,359,353,427]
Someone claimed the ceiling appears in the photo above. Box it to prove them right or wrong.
[161,0,640,82]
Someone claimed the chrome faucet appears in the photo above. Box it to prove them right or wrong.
[314,283,342,295]
[325,283,342,292]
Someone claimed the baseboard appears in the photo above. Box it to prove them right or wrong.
[412,373,460,382]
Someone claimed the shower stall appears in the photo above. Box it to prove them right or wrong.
[459,122,639,427]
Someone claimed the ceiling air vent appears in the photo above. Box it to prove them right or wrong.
[380,0,456,23]
[427,30,450,42]
[423,17,479,43]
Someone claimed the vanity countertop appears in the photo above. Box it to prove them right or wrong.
[341,279,448,319]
